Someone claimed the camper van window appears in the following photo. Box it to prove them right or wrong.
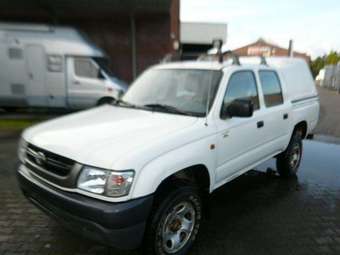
[8,48,23,60]
[74,57,101,79]
[47,55,63,72]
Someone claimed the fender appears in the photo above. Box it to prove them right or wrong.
[131,133,217,198]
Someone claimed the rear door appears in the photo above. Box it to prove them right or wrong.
[66,56,106,109]
[257,70,291,152]
[25,44,47,106]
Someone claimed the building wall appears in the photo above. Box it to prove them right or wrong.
[69,14,173,82]
[135,14,173,75]
[69,19,133,82]
[0,0,180,82]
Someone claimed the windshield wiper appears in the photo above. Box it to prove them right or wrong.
[143,103,194,116]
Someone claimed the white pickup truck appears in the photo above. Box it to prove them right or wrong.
[17,57,319,255]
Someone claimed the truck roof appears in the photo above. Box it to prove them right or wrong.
[155,57,309,71]
[154,57,317,102]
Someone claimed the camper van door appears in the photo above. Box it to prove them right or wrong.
[25,44,48,107]
[66,56,106,109]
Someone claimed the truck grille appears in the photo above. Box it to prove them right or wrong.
[25,143,75,177]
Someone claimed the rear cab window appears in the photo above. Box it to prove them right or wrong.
[259,70,284,107]
[221,70,260,118]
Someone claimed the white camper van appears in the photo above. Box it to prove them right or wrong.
[0,23,127,111]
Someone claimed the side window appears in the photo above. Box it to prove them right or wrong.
[221,71,259,116]
[259,71,283,107]
[74,57,101,79]
[8,48,23,60]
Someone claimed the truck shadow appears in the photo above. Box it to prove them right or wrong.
[192,169,302,255]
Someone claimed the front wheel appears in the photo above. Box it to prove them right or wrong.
[97,97,115,106]
[276,131,303,177]
[143,186,202,255]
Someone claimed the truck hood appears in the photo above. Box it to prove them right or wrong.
[23,105,199,169]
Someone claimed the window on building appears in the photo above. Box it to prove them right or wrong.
[221,71,259,116]
[259,71,283,107]
[74,57,101,79]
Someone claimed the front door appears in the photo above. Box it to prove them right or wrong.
[215,70,267,184]
[66,56,106,109]
[25,44,47,106]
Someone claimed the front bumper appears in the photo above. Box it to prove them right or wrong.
[17,170,153,250]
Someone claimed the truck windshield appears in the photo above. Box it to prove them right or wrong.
[122,69,222,117]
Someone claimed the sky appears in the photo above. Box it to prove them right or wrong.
[180,0,340,59]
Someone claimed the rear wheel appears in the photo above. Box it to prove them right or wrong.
[143,185,202,255]
[276,130,303,177]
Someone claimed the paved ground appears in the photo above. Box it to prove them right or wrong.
[1,136,340,255]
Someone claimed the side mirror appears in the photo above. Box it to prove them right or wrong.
[221,99,254,119]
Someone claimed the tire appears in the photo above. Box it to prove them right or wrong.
[97,97,114,106]
[276,130,303,177]
[1,107,18,112]
[143,185,202,255]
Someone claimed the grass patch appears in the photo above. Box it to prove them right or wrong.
[0,119,42,131]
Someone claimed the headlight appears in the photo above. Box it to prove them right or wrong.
[77,166,134,197]
[18,138,27,163]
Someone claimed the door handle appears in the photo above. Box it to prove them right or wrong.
[257,121,264,128]
[73,80,80,85]
[283,113,289,119]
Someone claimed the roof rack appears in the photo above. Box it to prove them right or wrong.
[223,50,241,65]
[199,40,269,67]
[260,56,268,66]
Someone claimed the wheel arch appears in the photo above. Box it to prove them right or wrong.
[154,164,211,197]
[293,120,308,139]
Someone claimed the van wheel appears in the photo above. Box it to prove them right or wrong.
[97,98,114,106]
[276,131,303,177]
[143,186,202,255]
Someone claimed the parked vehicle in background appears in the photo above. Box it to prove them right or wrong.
[17,56,319,255]
[315,68,325,86]
[319,64,340,92]
[0,23,127,111]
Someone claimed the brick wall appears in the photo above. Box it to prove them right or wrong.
[0,0,180,82]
